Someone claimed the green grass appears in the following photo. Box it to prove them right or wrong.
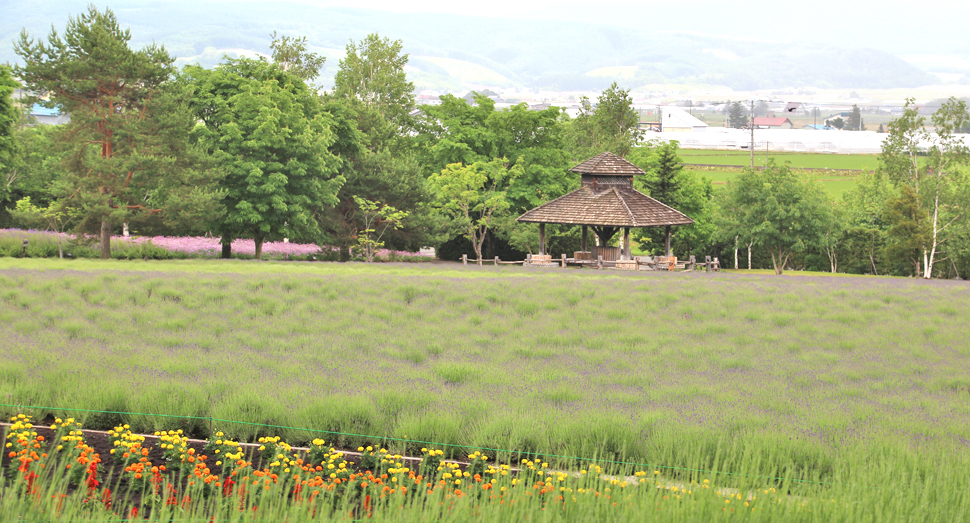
[703,169,858,197]
[1,258,969,520]
[679,149,880,171]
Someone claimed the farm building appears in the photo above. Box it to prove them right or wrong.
[660,106,708,132]
[650,128,892,154]
[753,117,794,129]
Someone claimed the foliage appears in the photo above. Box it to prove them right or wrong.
[14,6,222,258]
[333,33,415,151]
[12,197,74,258]
[631,141,715,256]
[878,97,970,277]
[727,101,748,129]
[428,158,522,263]
[723,161,835,274]
[184,57,343,259]
[416,93,571,214]
[846,104,864,131]
[565,82,643,159]
[269,31,326,83]
[352,195,409,262]
[0,65,19,202]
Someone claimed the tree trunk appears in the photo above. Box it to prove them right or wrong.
[221,233,232,259]
[474,240,483,266]
[664,225,671,257]
[747,242,753,270]
[769,247,787,275]
[254,234,264,260]
[57,234,63,259]
[925,192,940,279]
[100,219,111,259]
[733,236,738,270]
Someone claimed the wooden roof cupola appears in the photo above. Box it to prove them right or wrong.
[573,152,642,191]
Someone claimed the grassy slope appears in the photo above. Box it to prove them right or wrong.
[1,258,968,516]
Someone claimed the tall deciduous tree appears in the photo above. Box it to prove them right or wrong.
[333,33,415,151]
[417,93,571,213]
[724,160,834,275]
[185,58,343,260]
[879,98,970,278]
[428,158,522,264]
[14,6,220,258]
[565,82,643,160]
[269,32,326,83]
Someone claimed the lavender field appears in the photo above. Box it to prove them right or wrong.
[1,257,968,514]
[0,229,432,261]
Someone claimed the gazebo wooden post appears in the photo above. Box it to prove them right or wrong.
[581,225,588,252]
[623,227,631,260]
[665,226,672,257]
[538,223,546,256]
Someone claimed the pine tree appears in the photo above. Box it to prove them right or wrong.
[14,6,219,257]
[643,141,683,256]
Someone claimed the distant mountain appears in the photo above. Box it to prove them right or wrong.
[0,0,938,92]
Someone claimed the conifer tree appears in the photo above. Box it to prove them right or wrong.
[15,6,220,257]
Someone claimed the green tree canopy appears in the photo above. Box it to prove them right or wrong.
[631,140,714,256]
[416,93,571,213]
[333,34,415,151]
[879,97,970,277]
[565,82,643,159]
[723,160,835,275]
[184,57,343,259]
[269,31,326,83]
[846,104,863,131]
[0,65,21,203]
[727,101,748,129]
[428,158,522,264]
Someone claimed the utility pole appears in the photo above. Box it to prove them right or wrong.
[749,100,755,169]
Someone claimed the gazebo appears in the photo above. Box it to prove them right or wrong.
[516,152,693,264]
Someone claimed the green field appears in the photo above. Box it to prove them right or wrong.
[703,170,859,197]
[679,149,880,171]
[675,149,877,197]
[1,258,969,520]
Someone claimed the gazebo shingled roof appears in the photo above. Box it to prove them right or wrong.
[516,152,694,228]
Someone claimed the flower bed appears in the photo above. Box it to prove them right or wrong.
[1,414,774,521]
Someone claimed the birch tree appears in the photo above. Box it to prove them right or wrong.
[880,98,970,278]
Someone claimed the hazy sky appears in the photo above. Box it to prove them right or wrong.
[280,0,968,54]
